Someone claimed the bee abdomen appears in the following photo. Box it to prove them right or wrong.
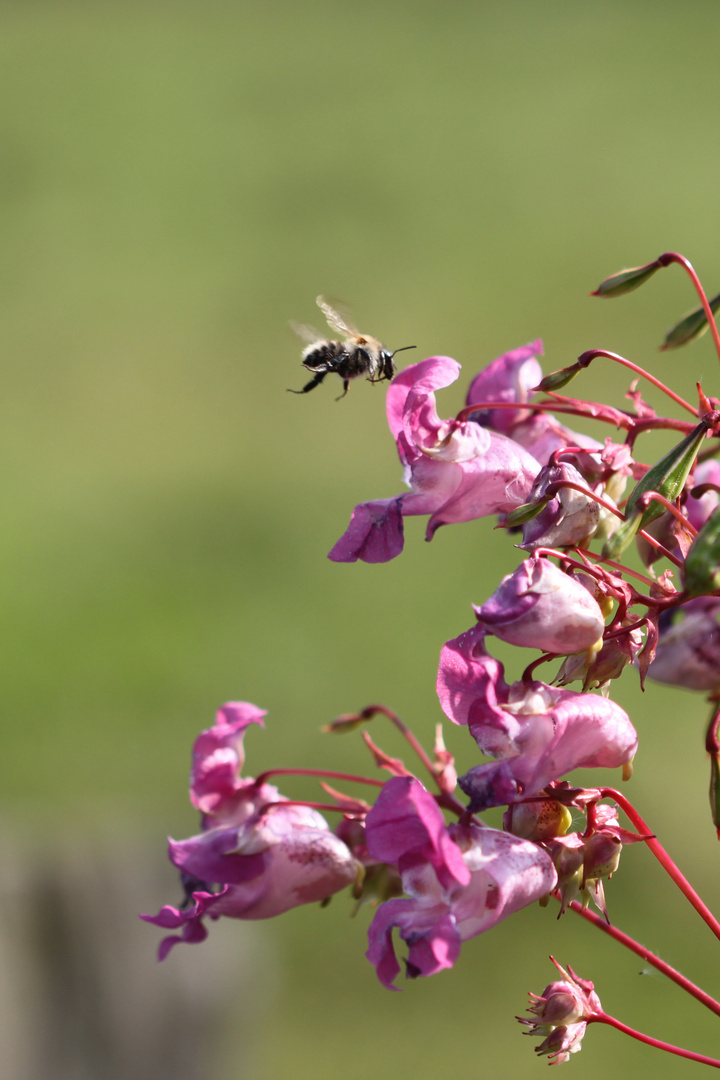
[302,341,346,372]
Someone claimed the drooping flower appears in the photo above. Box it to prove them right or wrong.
[473,558,605,655]
[328,357,541,563]
[519,460,600,551]
[518,960,602,1065]
[141,703,358,959]
[365,776,557,988]
[436,626,637,811]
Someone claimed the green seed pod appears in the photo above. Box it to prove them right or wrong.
[534,364,582,393]
[603,421,709,559]
[683,504,720,598]
[502,496,550,528]
[661,291,720,351]
[591,260,662,298]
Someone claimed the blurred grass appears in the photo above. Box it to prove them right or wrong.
[2,1,720,1076]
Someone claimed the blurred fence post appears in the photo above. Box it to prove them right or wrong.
[0,831,271,1080]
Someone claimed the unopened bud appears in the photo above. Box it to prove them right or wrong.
[533,364,582,392]
[583,832,622,880]
[591,259,662,298]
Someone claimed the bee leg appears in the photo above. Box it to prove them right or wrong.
[334,379,350,401]
[287,370,328,394]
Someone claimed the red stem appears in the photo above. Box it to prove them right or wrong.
[253,767,384,789]
[541,480,684,567]
[591,1012,720,1067]
[568,902,720,1019]
[258,799,365,816]
[356,704,442,790]
[659,252,720,367]
[636,490,698,538]
[575,547,673,591]
[577,349,698,416]
[600,787,720,941]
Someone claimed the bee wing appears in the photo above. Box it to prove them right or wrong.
[316,295,359,338]
[290,320,325,346]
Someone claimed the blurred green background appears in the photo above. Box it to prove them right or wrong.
[2,0,720,1076]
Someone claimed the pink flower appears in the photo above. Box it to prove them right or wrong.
[519,461,600,551]
[328,357,541,563]
[686,460,720,532]
[436,626,637,811]
[365,777,556,988]
[474,558,605,655]
[141,703,358,959]
[464,342,600,465]
[646,598,720,692]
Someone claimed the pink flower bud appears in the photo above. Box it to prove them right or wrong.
[474,558,605,655]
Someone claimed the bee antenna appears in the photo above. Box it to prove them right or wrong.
[389,345,417,358]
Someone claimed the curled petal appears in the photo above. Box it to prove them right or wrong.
[436,625,509,728]
[386,356,461,441]
[190,702,266,816]
[465,341,544,434]
[366,776,470,890]
[366,898,461,989]
[328,498,405,564]
[366,822,556,988]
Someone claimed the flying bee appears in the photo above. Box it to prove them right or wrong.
[288,296,416,399]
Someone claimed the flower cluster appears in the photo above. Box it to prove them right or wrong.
[145,253,720,1069]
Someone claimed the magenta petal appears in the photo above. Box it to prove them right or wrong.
[328,498,405,563]
[366,897,408,989]
[386,356,461,440]
[140,888,226,960]
[190,701,266,814]
[465,340,544,433]
[366,777,470,888]
[422,433,540,537]
[474,559,605,654]
[167,830,266,886]
[436,625,508,727]
[459,683,637,810]
[366,897,461,988]
[405,912,460,979]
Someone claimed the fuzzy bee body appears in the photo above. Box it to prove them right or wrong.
[288,297,414,399]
